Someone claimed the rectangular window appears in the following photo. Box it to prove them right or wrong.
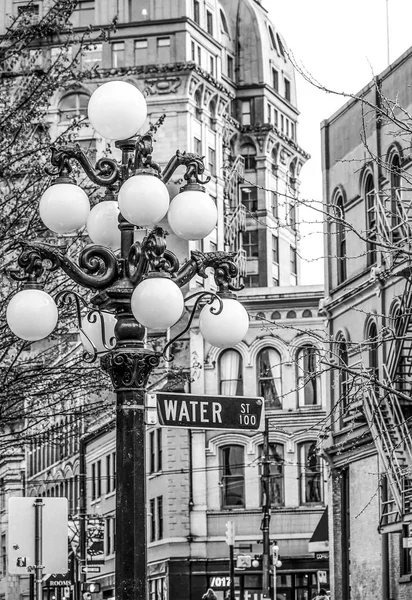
[299,442,323,504]
[243,230,258,258]
[244,274,259,287]
[227,54,234,79]
[134,39,148,66]
[157,429,162,471]
[284,78,291,102]
[194,137,202,155]
[197,45,202,66]
[290,122,295,140]
[267,103,271,124]
[280,114,284,132]
[271,192,278,218]
[105,516,113,555]
[259,444,284,506]
[150,498,156,542]
[290,246,297,275]
[157,496,163,540]
[208,148,216,177]
[241,100,251,126]
[92,463,96,501]
[272,68,279,91]
[191,41,195,61]
[106,455,111,494]
[193,0,200,24]
[272,235,279,264]
[273,109,279,127]
[221,445,245,508]
[1,533,6,576]
[112,41,125,68]
[157,37,171,63]
[209,55,215,77]
[206,10,213,35]
[157,37,170,47]
[285,119,289,137]
[82,43,102,68]
[112,452,116,490]
[97,460,101,498]
[150,431,155,474]
[402,523,412,575]
[241,187,258,213]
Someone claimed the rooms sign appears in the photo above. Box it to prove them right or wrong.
[155,392,265,431]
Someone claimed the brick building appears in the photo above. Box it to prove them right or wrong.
[321,46,412,600]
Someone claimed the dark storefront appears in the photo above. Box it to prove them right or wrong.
[164,557,329,600]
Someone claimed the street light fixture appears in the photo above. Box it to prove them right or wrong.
[6,81,249,600]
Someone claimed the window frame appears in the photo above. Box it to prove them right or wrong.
[299,442,323,505]
[220,444,245,508]
[257,347,282,409]
[297,344,320,407]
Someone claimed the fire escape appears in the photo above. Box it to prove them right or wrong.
[223,155,247,285]
[363,190,412,531]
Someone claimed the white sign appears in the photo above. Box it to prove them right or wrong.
[403,537,412,549]
[8,497,68,574]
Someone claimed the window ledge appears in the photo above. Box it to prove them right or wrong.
[399,574,412,583]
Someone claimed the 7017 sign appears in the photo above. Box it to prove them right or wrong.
[155,393,265,431]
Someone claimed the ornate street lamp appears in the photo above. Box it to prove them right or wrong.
[6,82,249,600]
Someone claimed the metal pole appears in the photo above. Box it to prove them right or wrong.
[273,563,276,600]
[79,437,87,600]
[261,418,271,600]
[34,498,44,600]
[229,544,235,600]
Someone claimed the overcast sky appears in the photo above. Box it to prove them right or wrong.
[266,0,412,284]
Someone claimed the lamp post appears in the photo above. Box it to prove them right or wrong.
[6,81,249,600]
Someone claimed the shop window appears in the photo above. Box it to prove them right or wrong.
[297,344,320,406]
[299,442,323,504]
[257,348,282,408]
[149,578,166,600]
[220,445,245,507]
[219,350,243,395]
[259,443,284,506]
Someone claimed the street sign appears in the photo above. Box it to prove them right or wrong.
[81,566,101,574]
[8,497,68,575]
[155,392,264,431]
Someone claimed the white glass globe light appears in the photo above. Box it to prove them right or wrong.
[131,277,184,331]
[39,183,90,234]
[80,311,116,355]
[87,201,121,250]
[87,81,147,141]
[167,189,218,240]
[118,174,170,227]
[199,297,249,348]
[6,289,58,341]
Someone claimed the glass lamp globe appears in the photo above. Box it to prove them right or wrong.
[199,297,249,348]
[87,201,121,250]
[118,174,170,227]
[39,183,90,234]
[167,188,218,240]
[131,277,184,331]
[6,289,58,341]
[80,311,116,355]
[87,81,147,141]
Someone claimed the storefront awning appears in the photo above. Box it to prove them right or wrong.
[308,506,329,553]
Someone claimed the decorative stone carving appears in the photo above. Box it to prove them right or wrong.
[144,77,181,95]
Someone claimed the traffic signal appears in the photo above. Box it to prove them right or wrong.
[82,583,101,593]
[225,521,235,546]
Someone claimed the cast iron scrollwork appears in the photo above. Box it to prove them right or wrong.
[173,250,241,291]
[101,351,161,391]
[142,226,179,275]
[9,241,119,290]
[45,145,121,187]
[134,115,166,173]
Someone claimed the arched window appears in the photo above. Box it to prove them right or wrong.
[297,344,320,406]
[220,445,245,507]
[390,302,404,390]
[302,309,312,318]
[286,310,296,319]
[299,442,323,504]
[335,193,347,284]
[271,310,281,320]
[219,350,243,396]
[58,92,89,122]
[257,348,282,409]
[390,153,403,239]
[364,173,376,266]
[241,144,257,171]
[259,443,284,507]
[276,34,285,57]
[336,333,349,426]
[367,320,379,389]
